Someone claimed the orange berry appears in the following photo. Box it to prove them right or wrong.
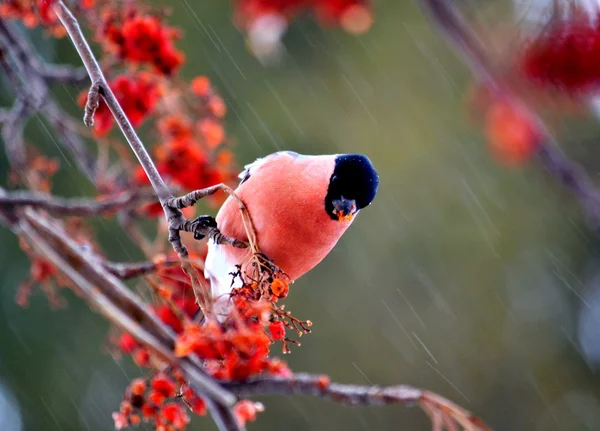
[270,278,289,298]
[208,96,227,118]
[130,378,147,396]
[191,76,211,96]
[484,99,540,165]
[317,375,331,389]
[198,118,225,148]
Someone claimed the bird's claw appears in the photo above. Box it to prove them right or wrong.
[192,215,218,240]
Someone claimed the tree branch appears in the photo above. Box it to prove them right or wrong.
[0,188,157,217]
[1,98,29,170]
[0,20,97,182]
[11,207,237,408]
[224,374,489,430]
[104,258,182,280]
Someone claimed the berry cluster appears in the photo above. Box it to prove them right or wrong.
[98,6,184,76]
[0,0,94,36]
[520,10,600,95]
[233,0,372,59]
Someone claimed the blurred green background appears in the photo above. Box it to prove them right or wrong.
[3,1,600,430]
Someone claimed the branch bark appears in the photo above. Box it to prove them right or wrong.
[0,189,156,216]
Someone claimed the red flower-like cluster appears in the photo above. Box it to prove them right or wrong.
[0,0,93,35]
[521,13,600,95]
[99,7,184,76]
[113,373,197,431]
[174,311,292,381]
[132,76,236,216]
[234,0,373,34]
[78,73,161,136]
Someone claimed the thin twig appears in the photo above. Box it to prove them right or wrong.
[39,63,89,84]
[223,374,489,430]
[105,258,181,279]
[1,98,29,170]
[0,189,157,216]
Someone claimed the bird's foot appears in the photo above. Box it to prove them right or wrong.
[191,215,218,240]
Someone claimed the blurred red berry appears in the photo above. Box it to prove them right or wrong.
[151,373,177,399]
[521,13,600,95]
[269,321,286,340]
[119,333,139,354]
[99,9,184,75]
[484,99,541,165]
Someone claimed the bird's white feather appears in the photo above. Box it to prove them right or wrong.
[238,151,300,184]
[204,240,242,319]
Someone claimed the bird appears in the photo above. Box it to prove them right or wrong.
[204,151,379,316]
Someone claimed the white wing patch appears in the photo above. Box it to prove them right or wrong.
[204,241,243,320]
[238,151,300,185]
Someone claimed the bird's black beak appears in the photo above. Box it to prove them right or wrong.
[332,196,357,222]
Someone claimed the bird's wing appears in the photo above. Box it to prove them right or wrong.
[238,151,300,185]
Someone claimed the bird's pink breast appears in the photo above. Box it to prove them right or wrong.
[215,154,352,281]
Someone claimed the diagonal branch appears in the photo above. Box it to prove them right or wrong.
[13,207,237,408]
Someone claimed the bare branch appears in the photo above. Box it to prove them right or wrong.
[0,189,156,217]
[52,0,234,262]
[39,63,89,84]
[224,373,423,404]
[224,374,489,430]
[104,259,181,279]
[1,98,28,170]
[0,21,97,182]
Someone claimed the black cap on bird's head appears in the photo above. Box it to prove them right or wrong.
[325,153,379,221]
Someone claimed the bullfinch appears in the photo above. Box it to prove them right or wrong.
[204,151,379,315]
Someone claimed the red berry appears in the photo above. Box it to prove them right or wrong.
[269,321,286,340]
